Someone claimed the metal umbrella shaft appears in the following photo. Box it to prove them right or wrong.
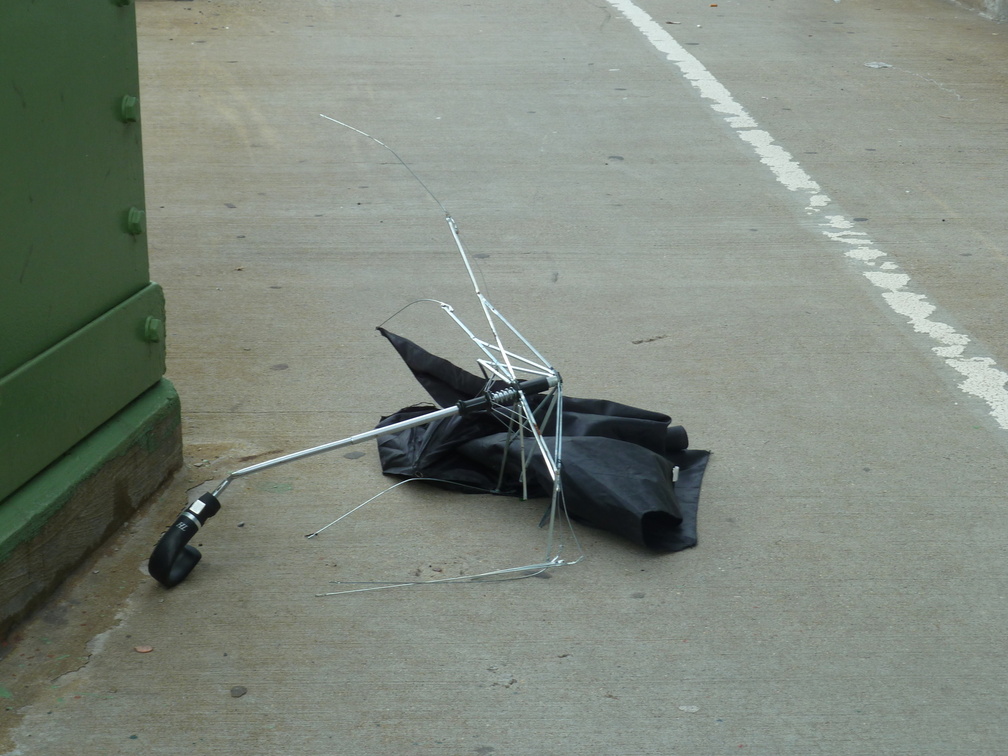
[148,376,557,588]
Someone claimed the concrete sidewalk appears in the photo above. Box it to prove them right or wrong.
[3,1,1007,753]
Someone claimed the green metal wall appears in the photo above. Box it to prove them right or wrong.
[1,0,167,503]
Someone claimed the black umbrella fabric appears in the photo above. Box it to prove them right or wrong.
[375,328,711,552]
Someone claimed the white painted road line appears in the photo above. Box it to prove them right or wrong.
[608,0,1008,429]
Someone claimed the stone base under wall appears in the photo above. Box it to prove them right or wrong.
[0,379,182,637]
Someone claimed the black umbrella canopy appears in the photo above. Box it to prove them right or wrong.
[376,328,711,552]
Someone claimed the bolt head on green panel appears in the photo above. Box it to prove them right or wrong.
[143,316,164,343]
[126,206,146,235]
[120,95,139,123]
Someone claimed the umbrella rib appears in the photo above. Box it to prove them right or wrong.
[320,115,579,581]
[317,558,570,596]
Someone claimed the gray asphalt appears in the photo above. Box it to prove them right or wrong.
[3,1,1007,754]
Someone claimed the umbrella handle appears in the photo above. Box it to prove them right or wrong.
[148,493,221,588]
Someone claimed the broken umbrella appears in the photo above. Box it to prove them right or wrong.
[147,118,710,590]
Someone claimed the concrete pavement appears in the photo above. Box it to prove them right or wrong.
[2,1,1007,753]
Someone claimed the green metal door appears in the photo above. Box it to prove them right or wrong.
[1,0,168,502]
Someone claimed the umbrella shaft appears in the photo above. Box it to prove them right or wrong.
[215,404,462,493]
[212,375,557,497]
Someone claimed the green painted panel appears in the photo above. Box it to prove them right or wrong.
[0,0,148,376]
[0,283,167,502]
[0,378,180,563]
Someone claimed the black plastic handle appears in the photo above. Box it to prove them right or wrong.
[148,493,221,588]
